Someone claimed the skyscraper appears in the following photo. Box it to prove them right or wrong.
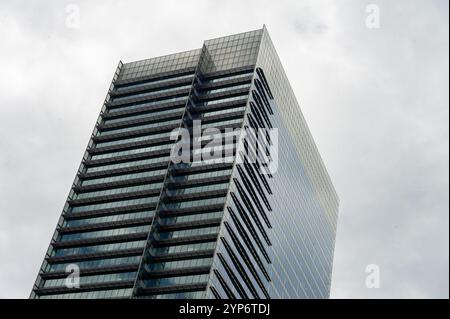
[30,26,339,299]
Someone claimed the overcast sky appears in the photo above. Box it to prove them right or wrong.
[0,0,448,299]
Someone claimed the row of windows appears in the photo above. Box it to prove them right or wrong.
[120,55,198,80]
[200,95,247,107]
[115,74,194,93]
[205,72,252,84]
[154,291,206,299]
[64,210,155,228]
[60,225,150,242]
[202,83,250,95]
[159,211,223,226]
[112,84,191,105]
[38,288,133,299]
[94,131,174,149]
[43,271,137,288]
[198,129,241,142]
[53,240,146,257]
[151,241,216,256]
[70,196,158,214]
[163,196,225,210]
[204,43,259,71]
[166,182,229,197]
[197,106,246,119]
[147,257,213,271]
[201,118,242,129]
[103,100,187,124]
[85,156,169,174]
[97,119,180,137]
[144,273,209,287]
[74,182,162,200]
[157,226,219,241]
[81,169,166,186]
[171,166,232,182]
[182,158,235,169]
[90,144,172,161]
[191,145,236,162]
[192,143,235,156]
[187,156,235,169]
[47,256,141,272]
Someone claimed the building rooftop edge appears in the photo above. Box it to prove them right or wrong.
[121,27,265,67]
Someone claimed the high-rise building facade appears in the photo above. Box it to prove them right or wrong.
[30,26,339,299]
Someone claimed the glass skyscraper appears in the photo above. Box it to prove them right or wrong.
[30,26,339,299]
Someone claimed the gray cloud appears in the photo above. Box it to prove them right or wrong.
[0,0,448,298]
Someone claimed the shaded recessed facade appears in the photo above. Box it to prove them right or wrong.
[30,26,339,299]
